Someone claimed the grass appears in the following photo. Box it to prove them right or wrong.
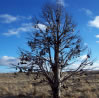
[0,72,99,98]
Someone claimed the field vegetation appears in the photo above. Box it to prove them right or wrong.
[0,72,99,98]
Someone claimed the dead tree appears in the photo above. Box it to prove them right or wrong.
[17,4,93,98]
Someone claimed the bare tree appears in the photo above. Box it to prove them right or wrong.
[17,4,93,98]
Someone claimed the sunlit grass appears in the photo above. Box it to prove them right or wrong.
[0,72,99,98]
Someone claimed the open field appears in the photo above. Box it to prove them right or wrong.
[0,72,99,98]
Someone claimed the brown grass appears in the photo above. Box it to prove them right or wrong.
[0,72,99,98]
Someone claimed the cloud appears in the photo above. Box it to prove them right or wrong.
[3,23,33,36]
[0,14,32,24]
[89,16,99,28]
[82,8,93,16]
[3,29,18,36]
[17,16,32,20]
[3,23,47,36]
[0,14,17,23]
[84,61,99,70]
[96,35,99,38]
[67,59,99,71]
[37,24,47,30]
[80,55,87,60]
[96,41,99,43]
[0,56,19,66]
[57,0,68,7]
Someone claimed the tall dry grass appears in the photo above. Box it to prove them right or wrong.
[0,73,99,98]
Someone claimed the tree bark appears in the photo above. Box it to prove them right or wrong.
[51,66,61,98]
[52,82,61,98]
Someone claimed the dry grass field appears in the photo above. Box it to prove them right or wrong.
[0,72,99,98]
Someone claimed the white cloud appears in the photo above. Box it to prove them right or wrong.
[57,0,68,7]
[96,41,99,43]
[0,14,32,24]
[17,16,32,20]
[82,8,93,16]
[89,16,99,28]
[80,55,87,60]
[37,24,47,30]
[96,35,99,38]
[3,23,33,36]
[3,29,18,36]
[0,56,19,66]
[67,59,99,71]
[0,14,17,23]
[3,23,47,36]
[84,61,99,70]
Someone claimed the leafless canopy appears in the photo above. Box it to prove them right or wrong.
[17,4,93,98]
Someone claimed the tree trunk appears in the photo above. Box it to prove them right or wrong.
[51,67,61,98]
[52,82,61,98]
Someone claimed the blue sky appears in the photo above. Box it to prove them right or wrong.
[0,0,99,73]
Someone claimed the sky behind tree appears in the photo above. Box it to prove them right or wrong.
[0,0,99,72]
